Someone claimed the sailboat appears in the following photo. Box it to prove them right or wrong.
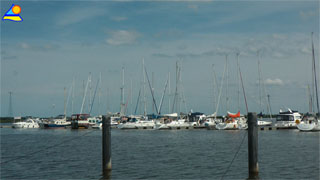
[297,32,320,131]
[215,53,248,130]
[256,51,272,126]
[39,87,71,129]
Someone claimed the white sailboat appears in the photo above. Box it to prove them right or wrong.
[297,32,320,132]
[257,51,273,126]
[214,54,248,130]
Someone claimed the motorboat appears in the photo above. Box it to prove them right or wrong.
[88,116,102,126]
[204,113,223,130]
[155,119,196,130]
[71,114,90,129]
[258,120,272,126]
[39,115,70,129]
[274,109,301,129]
[12,118,40,128]
[117,116,142,129]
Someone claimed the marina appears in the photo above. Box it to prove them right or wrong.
[1,1,319,179]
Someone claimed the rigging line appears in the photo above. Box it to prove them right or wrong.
[0,129,97,165]
[144,66,159,114]
[220,130,248,180]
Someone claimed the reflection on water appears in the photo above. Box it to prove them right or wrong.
[1,126,319,179]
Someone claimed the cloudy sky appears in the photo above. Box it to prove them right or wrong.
[1,1,319,117]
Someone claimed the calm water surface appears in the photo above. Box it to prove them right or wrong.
[1,125,319,179]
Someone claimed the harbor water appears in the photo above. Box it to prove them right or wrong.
[1,126,319,179]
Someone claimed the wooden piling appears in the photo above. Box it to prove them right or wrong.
[248,112,259,179]
[102,115,112,172]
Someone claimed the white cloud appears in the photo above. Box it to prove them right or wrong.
[106,30,140,45]
[300,46,311,54]
[272,34,287,40]
[111,16,127,21]
[264,78,284,86]
[18,42,59,51]
[299,10,317,20]
[188,4,199,11]
[19,42,30,49]
[56,7,105,26]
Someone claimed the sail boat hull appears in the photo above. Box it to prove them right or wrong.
[297,120,320,131]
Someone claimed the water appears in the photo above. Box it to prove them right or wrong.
[1,126,319,179]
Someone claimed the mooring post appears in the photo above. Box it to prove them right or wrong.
[102,115,112,173]
[248,112,259,179]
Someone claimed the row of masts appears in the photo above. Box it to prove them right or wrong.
[48,32,320,117]
[59,53,273,118]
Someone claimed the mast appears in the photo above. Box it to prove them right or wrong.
[80,75,90,114]
[168,72,171,114]
[134,88,141,115]
[212,64,218,114]
[226,55,229,112]
[64,87,67,118]
[158,74,169,114]
[88,72,92,113]
[215,57,228,119]
[106,87,109,114]
[71,77,75,115]
[257,51,262,116]
[145,66,159,114]
[237,53,249,114]
[175,61,179,114]
[131,78,133,115]
[120,66,125,116]
[267,94,272,116]
[143,59,147,116]
[179,65,187,113]
[99,72,102,115]
[311,32,320,115]
[152,72,154,114]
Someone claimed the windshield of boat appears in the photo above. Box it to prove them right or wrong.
[276,115,294,121]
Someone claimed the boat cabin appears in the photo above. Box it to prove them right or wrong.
[276,110,301,122]
[71,114,90,129]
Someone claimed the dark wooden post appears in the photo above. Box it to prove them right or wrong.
[102,115,112,172]
[248,112,259,179]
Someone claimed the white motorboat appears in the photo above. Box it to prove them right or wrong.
[12,118,40,128]
[258,120,272,126]
[88,116,102,126]
[134,120,155,129]
[117,116,142,129]
[274,109,301,129]
[154,119,195,130]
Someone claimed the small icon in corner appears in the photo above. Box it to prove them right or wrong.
[2,4,23,22]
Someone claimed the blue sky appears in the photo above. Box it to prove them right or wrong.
[1,1,319,117]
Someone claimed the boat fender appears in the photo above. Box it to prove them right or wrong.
[234,124,236,128]
[295,120,300,124]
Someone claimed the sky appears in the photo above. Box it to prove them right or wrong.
[1,0,319,117]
